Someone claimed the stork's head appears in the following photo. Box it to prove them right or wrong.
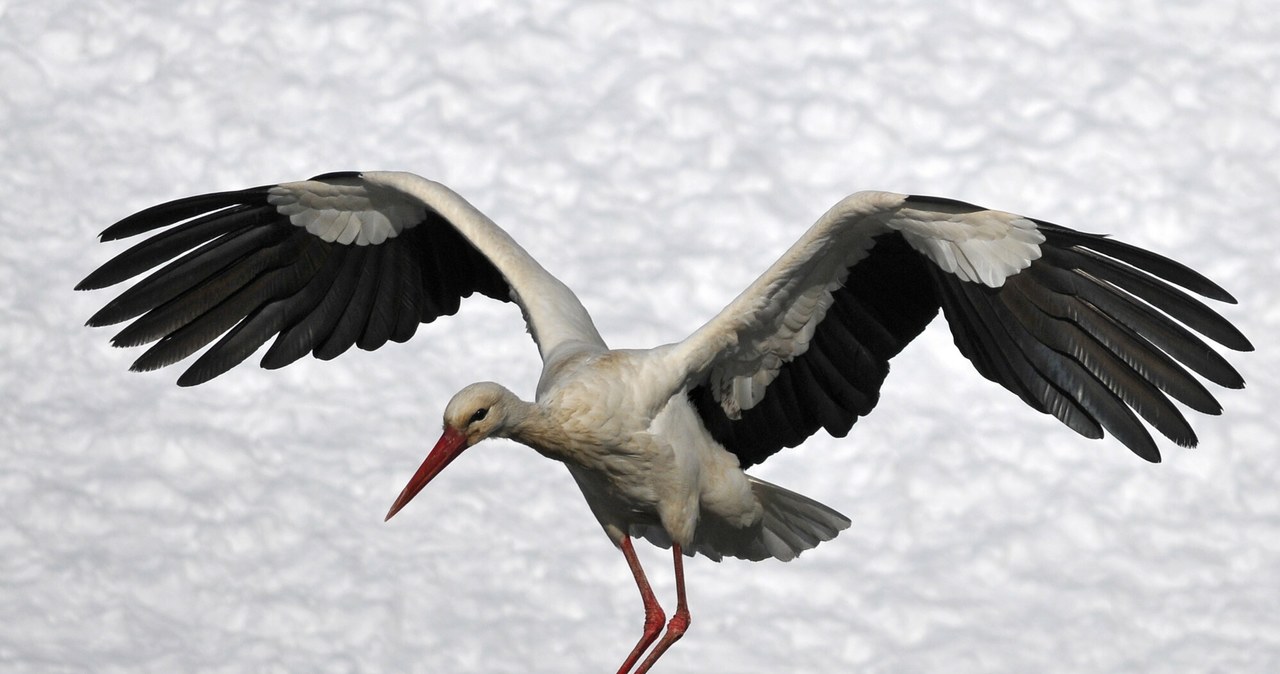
[384,382,519,521]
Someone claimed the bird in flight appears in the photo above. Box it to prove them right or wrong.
[78,171,1250,673]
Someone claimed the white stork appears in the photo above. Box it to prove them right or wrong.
[77,171,1250,673]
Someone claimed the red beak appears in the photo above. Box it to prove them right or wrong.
[385,426,469,521]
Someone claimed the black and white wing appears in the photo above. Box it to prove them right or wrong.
[77,171,604,386]
[675,191,1252,464]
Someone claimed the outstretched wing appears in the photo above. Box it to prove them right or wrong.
[676,191,1251,465]
[77,171,604,385]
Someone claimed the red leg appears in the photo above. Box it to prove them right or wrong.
[615,536,667,674]
[633,543,691,674]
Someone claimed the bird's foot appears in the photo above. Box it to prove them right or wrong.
[615,605,666,674]
[631,606,690,674]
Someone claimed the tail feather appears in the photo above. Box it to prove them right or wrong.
[634,476,850,562]
[748,476,850,561]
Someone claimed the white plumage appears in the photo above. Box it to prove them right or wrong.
[77,170,1250,674]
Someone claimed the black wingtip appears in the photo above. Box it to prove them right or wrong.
[175,369,210,387]
[97,187,274,242]
[1040,222,1242,305]
[1126,434,1165,463]
[85,303,125,329]
[308,171,364,182]
[903,194,986,213]
[76,266,122,292]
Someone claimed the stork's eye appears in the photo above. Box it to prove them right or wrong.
[469,408,489,424]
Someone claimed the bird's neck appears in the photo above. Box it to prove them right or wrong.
[505,400,573,462]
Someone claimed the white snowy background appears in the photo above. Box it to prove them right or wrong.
[3,1,1277,672]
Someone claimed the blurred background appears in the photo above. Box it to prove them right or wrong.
[2,1,1277,672]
